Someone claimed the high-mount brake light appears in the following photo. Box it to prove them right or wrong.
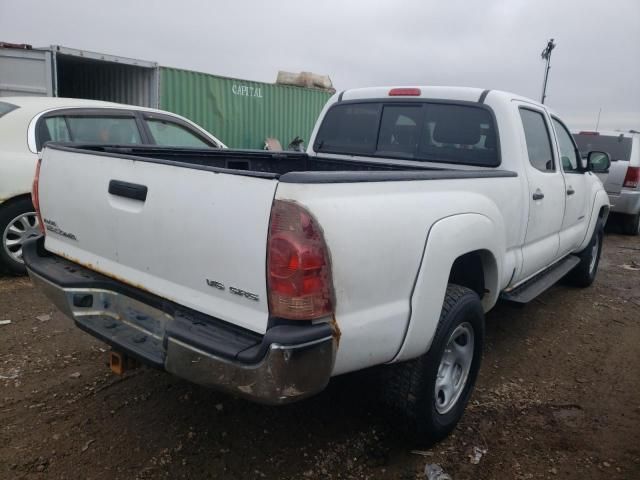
[388,88,421,96]
[623,166,640,189]
[267,200,334,320]
[578,131,600,136]
[31,159,45,234]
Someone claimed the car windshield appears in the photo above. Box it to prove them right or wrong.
[572,133,633,161]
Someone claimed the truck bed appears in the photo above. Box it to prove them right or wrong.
[49,143,517,183]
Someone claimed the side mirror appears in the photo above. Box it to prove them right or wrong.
[587,151,611,173]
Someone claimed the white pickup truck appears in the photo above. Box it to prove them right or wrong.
[24,86,611,443]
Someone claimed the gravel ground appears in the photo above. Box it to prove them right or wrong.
[1,232,639,480]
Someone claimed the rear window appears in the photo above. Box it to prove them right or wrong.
[314,101,500,166]
[572,133,633,161]
[0,101,19,118]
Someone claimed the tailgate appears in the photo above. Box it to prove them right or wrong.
[38,146,277,334]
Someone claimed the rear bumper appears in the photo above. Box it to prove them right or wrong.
[608,189,640,215]
[23,238,336,405]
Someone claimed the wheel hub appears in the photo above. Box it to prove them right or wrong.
[2,211,41,264]
[434,322,475,415]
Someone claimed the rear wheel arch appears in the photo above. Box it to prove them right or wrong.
[448,249,499,305]
[0,193,34,209]
[395,213,504,362]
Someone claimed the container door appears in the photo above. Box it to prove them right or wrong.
[0,48,53,97]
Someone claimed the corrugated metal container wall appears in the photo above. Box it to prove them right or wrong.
[159,67,332,149]
[56,55,158,107]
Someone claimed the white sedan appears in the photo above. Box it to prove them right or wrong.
[0,96,226,274]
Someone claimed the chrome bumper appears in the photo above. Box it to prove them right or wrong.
[608,189,640,215]
[27,269,336,405]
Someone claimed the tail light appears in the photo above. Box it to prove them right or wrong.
[623,167,640,188]
[389,88,421,96]
[31,159,45,234]
[267,200,334,320]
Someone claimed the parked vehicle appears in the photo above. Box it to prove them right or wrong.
[24,86,610,443]
[0,96,225,274]
[573,130,640,235]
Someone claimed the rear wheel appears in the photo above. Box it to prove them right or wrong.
[384,284,485,444]
[0,198,40,275]
[621,213,640,236]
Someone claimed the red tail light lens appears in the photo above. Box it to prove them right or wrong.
[31,159,45,234]
[267,200,334,320]
[623,166,640,188]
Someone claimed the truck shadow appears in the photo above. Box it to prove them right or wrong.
[91,287,572,478]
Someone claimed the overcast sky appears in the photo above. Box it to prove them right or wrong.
[1,0,638,130]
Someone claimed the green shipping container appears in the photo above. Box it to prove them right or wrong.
[159,67,333,149]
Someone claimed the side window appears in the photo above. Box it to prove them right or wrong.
[36,116,71,149]
[145,118,212,148]
[65,116,142,144]
[44,117,71,142]
[519,108,555,172]
[552,118,580,171]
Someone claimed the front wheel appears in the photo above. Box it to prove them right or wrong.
[567,220,604,288]
[0,198,41,275]
[384,284,485,444]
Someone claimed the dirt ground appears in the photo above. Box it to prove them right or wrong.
[1,231,639,480]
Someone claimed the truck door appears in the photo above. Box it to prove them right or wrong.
[517,105,566,280]
[551,116,589,256]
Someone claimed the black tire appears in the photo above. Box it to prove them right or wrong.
[621,213,640,236]
[0,197,38,275]
[384,284,485,445]
[567,220,604,287]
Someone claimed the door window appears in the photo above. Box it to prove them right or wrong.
[552,118,580,172]
[519,108,555,172]
[145,118,211,147]
[65,117,142,144]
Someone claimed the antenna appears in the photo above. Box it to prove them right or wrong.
[595,107,602,132]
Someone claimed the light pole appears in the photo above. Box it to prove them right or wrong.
[540,38,556,104]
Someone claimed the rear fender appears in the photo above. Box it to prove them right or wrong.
[393,213,503,362]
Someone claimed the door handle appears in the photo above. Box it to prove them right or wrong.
[532,190,545,201]
[108,180,148,201]
[566,187,575,196]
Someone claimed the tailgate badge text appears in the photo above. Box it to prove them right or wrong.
[206,279,259,302]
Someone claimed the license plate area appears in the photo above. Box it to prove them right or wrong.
[65,289,172,367]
